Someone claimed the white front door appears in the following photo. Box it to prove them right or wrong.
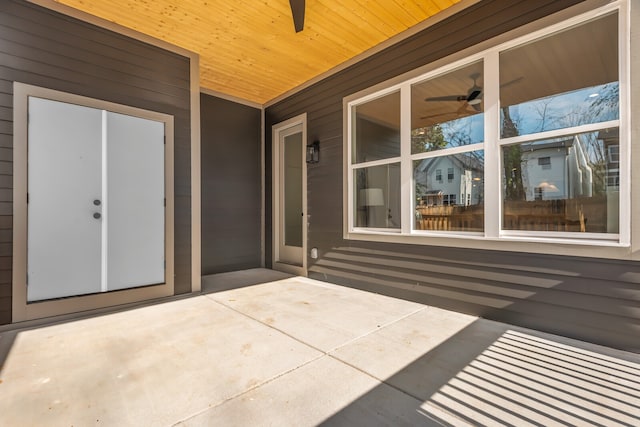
[273,116,306,274]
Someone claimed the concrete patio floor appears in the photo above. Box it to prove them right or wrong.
[0,272,639,426]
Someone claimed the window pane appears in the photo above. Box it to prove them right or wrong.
[411,61,484,154]
[283,132,303,247]
[354,163,401,229]
[352,91,400,163]
[500,13,618,138]
[502,127,619,233]
[414,151,484,232]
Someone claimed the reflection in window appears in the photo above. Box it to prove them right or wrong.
[411,61,484,154]
[500,12,618,138]
[354,163,401,229]
[414,151,484,232]
[352,91,400,163]
[502,128,619,233]
[608,145,619,163]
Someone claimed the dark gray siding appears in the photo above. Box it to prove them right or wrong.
[0,0,193,323]
[200,94,261,274]
[266,0,640,352]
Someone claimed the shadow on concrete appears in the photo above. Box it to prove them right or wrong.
[320,319,640,426]
[0,329,17,373]
[201,268,293,294]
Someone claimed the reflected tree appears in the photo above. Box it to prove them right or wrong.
[411,124,446,153]
[502,107,525,200]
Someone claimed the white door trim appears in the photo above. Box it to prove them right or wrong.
[272,113,307,276]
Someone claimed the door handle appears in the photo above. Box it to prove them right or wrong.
[93,199,101,206]
[93,212,101,219]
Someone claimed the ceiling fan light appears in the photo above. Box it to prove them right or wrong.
[468,98,482,106]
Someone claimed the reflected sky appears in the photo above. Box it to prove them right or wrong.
[441,113,484,146]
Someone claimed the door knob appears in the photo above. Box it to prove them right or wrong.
[93,199,101,206]
[93,212,101,219]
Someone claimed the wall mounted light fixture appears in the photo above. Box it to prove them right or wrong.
[306,140,319,163]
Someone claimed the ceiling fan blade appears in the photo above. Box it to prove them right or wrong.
[420,111,457,120]
[425,95,467,102]
[457,102,481,116]
[466,89,482,102]
[289,0,305,33]
[457,103,470,115]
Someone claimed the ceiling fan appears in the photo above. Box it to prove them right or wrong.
[420,75,523,120]
[425,73,483,112]
[289,0,305,33]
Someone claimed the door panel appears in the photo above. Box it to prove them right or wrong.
[27,98,103,301]
[283,132,303,248]
[106,112,165,290]
[277,123,304,266]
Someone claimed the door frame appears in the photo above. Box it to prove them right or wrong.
[272,113,307,276]
[12,82,175,322]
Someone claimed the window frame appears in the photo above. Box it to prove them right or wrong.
[343,0,631,258]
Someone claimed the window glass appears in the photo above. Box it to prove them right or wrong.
[414,151,484,232]
[352,91,400,163]
[354,163,401,229]
[500,13,618,138]
[411,61,484,154]
[502,127,618,233]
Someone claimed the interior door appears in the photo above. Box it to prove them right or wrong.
[27,97,104,301]
[277,123,304,266]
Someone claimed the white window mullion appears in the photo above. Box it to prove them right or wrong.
[400,85,412,234]
[618,0,630,246]
[346,107,354,233]
[352,156,402,169]
[483,50,500,238]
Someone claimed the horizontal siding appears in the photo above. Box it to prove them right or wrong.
[0,0,193,323]
[200,93,261,274]
[266,0,640,352]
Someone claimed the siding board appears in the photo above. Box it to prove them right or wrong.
[266,0,640,352]
[0,0,193,321]
[2,2,189,76]
[0,33,189,93]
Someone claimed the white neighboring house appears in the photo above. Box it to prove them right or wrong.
[415,154,483,206]
[519,135,593,202]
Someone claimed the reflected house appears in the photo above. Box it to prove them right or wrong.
[415,154,483,207]
[601,128,620,189]
[519,135,593,202]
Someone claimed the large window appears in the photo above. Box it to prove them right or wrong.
[346,3,628,248]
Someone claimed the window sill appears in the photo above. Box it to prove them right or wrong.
[345,229,632,260]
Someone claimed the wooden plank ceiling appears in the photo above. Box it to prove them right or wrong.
[54,0,462,104]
